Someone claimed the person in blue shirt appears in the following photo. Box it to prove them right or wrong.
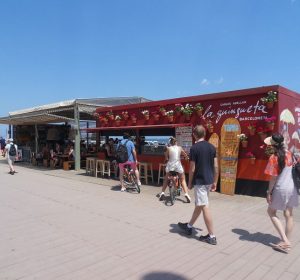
[118,132,141,192]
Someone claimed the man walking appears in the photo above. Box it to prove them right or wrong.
[178,125,219,245]
[118,132,141,192]
[4,138,18,175]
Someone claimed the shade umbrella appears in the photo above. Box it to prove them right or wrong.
[280,109,295,132]
[292,131,300,141]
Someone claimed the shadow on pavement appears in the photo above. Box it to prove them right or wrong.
[111,185,121,191]
[141,271,189,280]
[232,228,280,246]
[169,223,202,239]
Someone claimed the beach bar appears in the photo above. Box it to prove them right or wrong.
[88,85,300,197]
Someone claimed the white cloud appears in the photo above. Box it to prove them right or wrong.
[201,78,210,86]
[215,76,224,84]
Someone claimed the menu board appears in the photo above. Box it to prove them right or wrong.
[176,126,193,154]
[220,118,241,195]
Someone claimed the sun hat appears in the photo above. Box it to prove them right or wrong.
[264,133,284,146]
[264,136,275,146]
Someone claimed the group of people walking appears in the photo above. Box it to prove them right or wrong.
[117,125,299,252]
[3,125,299,253]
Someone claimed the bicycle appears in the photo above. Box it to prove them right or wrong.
[167,171,182,205]
[123,164,141,193]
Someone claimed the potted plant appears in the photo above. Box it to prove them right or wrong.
[93,112,100,119]
[159,106,167,116]
[106,110,114,121]
[265,145,275,157]
[174,103,183,116]
[246,122,256,136]
[237,133,248,148]
[141,110,150,120]
[194,103,204,116]
[261,90,278,109]
[131,113,137,124]
[115,115,122,126]
[257,126,267,141]
[264,116,276,131]
[151,111,160,122]
[181,103,193,121]
[166,110,174,123]
[122,111,129,120]
[100,116,108,125]
[205,120,214,133]
[246,151,256,165]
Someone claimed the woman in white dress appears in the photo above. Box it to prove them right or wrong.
[264,133,299,253]
[158,137,191,203]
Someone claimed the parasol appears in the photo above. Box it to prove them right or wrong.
[280,109,295,132]
[292,131,300,141]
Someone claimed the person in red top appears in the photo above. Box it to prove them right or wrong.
[264,133,299,253]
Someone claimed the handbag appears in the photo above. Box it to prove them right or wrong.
[292,154,300,195]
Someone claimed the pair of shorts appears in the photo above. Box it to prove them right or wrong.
[118,161,137,171]
[165,162,184,174]
[194,184,212,206]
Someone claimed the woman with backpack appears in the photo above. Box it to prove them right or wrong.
[4,138,18,175]
[264,133,299,253]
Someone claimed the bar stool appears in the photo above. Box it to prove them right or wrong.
[157,163,166,185]
[102,160,111,177]
[95,159,104,177]
[86,157,96,176]
[138,162,154,185]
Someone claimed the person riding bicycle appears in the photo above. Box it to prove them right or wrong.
[118,132,142,192]
[158,137,191,203]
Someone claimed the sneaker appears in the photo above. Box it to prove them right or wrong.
[159,193,165,201]
[121,187,126,192]
[199,234,217,245]
[177,222,192,235]
[185,194,191,203]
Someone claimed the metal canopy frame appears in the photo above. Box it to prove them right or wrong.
[0,97,151,170]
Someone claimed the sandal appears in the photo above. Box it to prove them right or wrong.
[272,243,291,254]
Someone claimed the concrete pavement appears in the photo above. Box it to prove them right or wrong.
[0,159,300,280]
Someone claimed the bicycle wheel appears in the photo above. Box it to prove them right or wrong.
[123,174,131,186]
[169,186,176,205]
[131,174,140,193]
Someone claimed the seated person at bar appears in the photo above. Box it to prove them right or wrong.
[42,144,50,161]
[104,138,118,177]
[68,144,75,161]
[50,143,62,168]
[158,137,191,203]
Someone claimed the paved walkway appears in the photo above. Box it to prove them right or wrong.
[0,159,300,280]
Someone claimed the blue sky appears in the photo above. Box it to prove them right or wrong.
[0,0,300,136]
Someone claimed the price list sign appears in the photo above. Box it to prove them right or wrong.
[220,118,241,195]
[176,126,193,154]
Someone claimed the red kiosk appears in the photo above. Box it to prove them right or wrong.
[87,85,300,197]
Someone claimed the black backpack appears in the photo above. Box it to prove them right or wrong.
[116,140,129,163]
[9,144,17,156]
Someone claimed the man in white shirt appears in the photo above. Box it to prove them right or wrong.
[4,138,18,175]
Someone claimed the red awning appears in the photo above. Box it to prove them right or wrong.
[82,123,192,132]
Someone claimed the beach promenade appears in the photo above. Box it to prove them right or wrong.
[0,159,300,280]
